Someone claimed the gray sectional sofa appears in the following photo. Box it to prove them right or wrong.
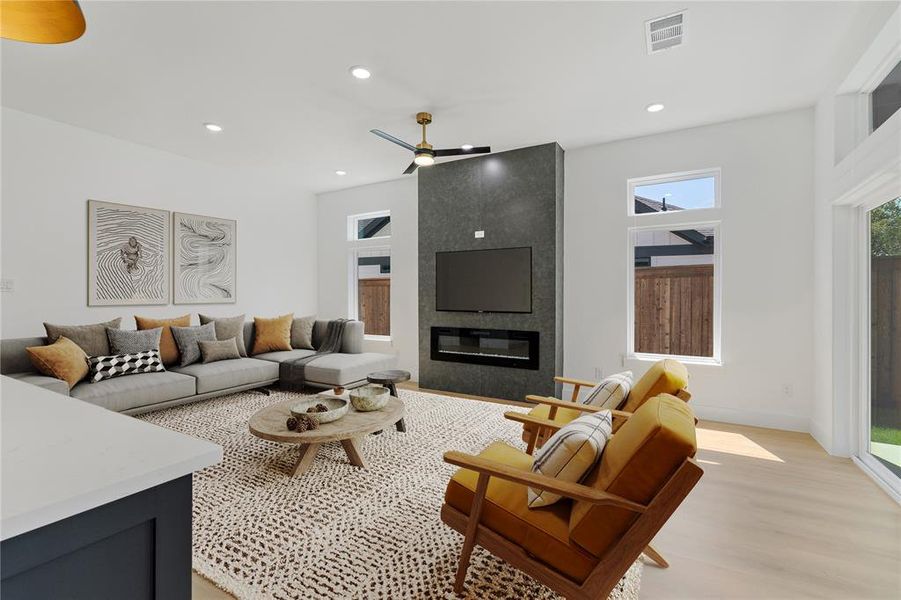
[0,320,396,416]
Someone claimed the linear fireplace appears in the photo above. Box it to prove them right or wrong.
[430,327,539,370]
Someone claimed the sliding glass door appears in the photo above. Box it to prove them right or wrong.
[863,197,901,485]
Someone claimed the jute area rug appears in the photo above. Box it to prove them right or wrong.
[139,388,642,599]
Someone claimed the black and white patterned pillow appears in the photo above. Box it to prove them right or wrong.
[88,350,165,383]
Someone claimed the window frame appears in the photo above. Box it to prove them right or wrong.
[626,217,723,366]
[347,210,392,341]
[347,209,391,241]
[627,167,722,217]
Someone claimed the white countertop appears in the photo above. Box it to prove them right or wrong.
[1,376,222,540]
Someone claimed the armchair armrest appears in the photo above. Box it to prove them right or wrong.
[553,375,598,388]
[503,411,564,433]
[443,450,646,513]
[526,395,633,421]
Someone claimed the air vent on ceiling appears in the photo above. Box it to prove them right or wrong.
[646,11,686,54]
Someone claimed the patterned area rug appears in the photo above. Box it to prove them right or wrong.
[139,389,642,599]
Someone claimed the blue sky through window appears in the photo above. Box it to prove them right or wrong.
[635,176,716,210]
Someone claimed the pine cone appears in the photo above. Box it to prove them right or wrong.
[295,417,310,433]
[286,416,298,431]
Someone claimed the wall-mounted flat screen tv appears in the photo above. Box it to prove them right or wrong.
[435,247,532,313]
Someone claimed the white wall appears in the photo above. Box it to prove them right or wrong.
[0,108,318,337]
[316,178,418,378]
[811,5,901,457]
[564,109,816,432]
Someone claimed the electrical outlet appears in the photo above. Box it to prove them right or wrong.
[474,230,485,238]
[0,279,13,293]
[782,384,794,398]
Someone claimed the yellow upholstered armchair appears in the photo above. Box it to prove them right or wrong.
[441,394,703,598]
[511,359,692,452]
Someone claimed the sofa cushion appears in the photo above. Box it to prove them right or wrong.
[620,359,689,413]
[199,314,248,357]
[171,322,217,367]
[569,394,697,557]
[135,315,191,366]
[44,318,122,357]
[252,314,293,355]
[445,441,599,583]
[26,336,90,388]
[172,357,278,394]
[7,372,70,396]
[107,327,162,355]
[87,350,166,383]
[199,338,241,364]
[253,349,317,363]
[70,371,196,412]
[302,352,396,386]
[291,316,315,350]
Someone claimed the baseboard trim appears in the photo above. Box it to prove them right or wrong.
[691,403,810,433]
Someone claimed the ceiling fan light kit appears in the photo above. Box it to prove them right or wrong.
[370,112,491,174]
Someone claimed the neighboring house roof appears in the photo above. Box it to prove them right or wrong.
[634,196,714,237]
[635,195,684,213]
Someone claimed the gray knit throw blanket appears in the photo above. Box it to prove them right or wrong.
[279,319,349,392]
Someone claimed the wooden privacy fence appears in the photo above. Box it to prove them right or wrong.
[871,256,901,427]
[635,264,713,357]
[358,277,390,336]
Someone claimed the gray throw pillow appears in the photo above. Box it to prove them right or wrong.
[198,338,241,364]
[44,318,123,357]
[198,314,247,357]
[291,316,316,350]
[170,322,217,367]
[107,327,162,355]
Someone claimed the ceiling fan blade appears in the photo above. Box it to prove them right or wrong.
[434,146,491,157]
[370,129,417,152]
[402,161,419,175]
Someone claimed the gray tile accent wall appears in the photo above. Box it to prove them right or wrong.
[418,143,564,400]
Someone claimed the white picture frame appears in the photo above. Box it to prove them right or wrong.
[87,200,170,306]
[173,211,237,304]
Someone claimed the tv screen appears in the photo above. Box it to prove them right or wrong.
[436,247,532,313]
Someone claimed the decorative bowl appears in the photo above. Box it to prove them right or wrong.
[350,385,390,411]
[290,396,348,423]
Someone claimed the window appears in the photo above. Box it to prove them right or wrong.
[347,211,391,339]
[871,60,901,133]
[627,170,721,364]
[349,211,391,240]
[629,169,719,216]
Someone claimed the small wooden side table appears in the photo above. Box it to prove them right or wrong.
[366,370,410,432]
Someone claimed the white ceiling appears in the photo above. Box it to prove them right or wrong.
[1,1,896,194]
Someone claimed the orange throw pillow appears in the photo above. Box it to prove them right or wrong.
[252,313,294,355]
[135,315,191,366]
[27,336,89,389]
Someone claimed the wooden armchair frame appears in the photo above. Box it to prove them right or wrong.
[441,450,703,598]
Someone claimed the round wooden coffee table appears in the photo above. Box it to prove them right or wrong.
[248,396,405,476]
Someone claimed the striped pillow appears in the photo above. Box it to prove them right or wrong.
[527,411,613,508]
[582,371,633,410]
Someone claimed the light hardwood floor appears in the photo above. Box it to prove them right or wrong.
[193,388,901,600]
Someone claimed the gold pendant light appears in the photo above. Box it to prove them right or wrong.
[1,0,85,44]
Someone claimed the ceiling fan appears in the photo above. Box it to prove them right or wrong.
[370,112,490,174]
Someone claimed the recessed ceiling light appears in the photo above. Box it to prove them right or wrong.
[461,144,474,151]
[335,170,347,176]
[645,103,665,113]
[349,66,371,80]
[204,122,223,132]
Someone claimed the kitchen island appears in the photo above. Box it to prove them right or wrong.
[0,376,221,600]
